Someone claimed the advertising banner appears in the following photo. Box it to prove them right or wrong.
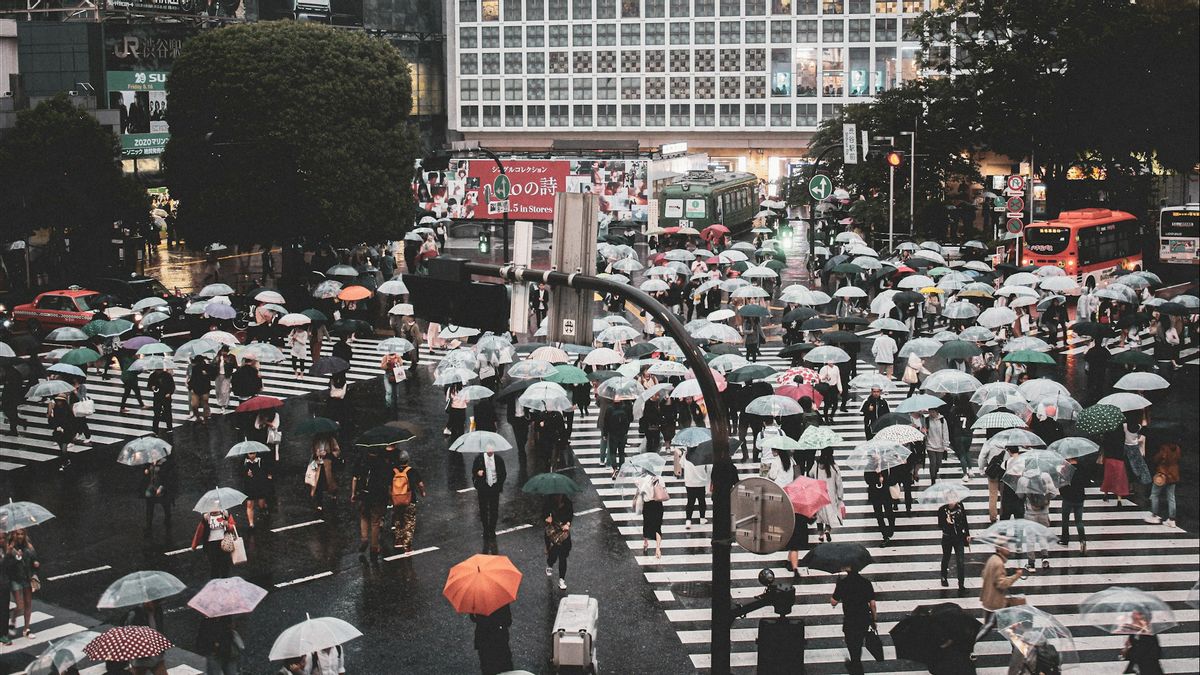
[415,159,649,225]
[107,70,169,157]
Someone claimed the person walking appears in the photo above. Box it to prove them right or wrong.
[809,447,843,543]
[196,616,242,675]
[1122,611,1163,675]
[937,498,970,592]
[351,443,393,563]
[471,604,514,675]
[398,312,424,375]
[1,364,26,435]
[871,331,898,378]
[865,471,895,546]
[743,316,765,362]
[817,361,842,423]
[190,509,236,579]
[287,327,309,379]
[148,366,175,435]
[544,494,574,590]
[187,356,213,424]
[142,456,176,537]
[306,434,340,512]
[445,383,468,443]
[1058,456,1090,553]
[380,352,405,412]
[212,346,236,412]
[603,401,632,480]
[635,472,668,559]
[1083,340,1110,400]
[676,450,711,529]
[47,391,76,471]
[530,282,550,331]
[976,541,1024,641]
[902,352,929,396]
[1100,427,1132,506]
[946,398,974,481]
[124,600,169,675]
[1122,414,1151,496]
[859,387,889,437]
[1146,441,1180,528]
[118,352,147,413]
[240,449,273,531]
[4,530,40,640]
[231,358,262,403]
[924,408,951,483]
[473,446,506,543]
[389,450,426,555]
[830,567,877,675]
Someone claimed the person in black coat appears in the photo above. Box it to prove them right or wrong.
[472,449,506,542]
[148,367,175,435]
[1,364,27,435]
[1084,341,1110,401]
[332,337,352,363]
[866,470,895,545]
[1058,457,1090,552]
[937,499,970,591]
[142,457,176,536]
[471,604,514,675]
[859,388,889,437]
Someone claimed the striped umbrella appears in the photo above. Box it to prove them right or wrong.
[972,412,1026,430]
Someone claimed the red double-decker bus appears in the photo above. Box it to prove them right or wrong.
[1022,208,1143,290]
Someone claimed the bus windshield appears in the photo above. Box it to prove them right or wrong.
[1024,226,1071,255]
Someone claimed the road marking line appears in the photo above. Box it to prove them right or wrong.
[384,546,438,561]
[495,524,532,535]
[457,487,476,493]
[164,547,194,556]
[274,571,334,588]
[577,507,602,515]
[271,519,324,533]
[46,565,111,581]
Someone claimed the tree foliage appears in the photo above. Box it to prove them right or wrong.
[0,95,147,245]
[163,22,419,248]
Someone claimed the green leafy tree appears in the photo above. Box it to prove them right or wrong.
[163,22,420,248]
[0,95,148,273]
[917,0,1199,215]
[802,79,981,241]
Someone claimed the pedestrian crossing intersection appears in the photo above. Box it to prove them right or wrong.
[559,344,1199,673]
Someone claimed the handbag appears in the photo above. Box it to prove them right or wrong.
[266,427,283,445]
[902,366,919,385]
[1153,471,1168,487]
[304,461,321,488]
[545,523,569,546]
[220,531,237,553]
[30,575,41,593]
[652,478,670,502]
[888,484,902,501]
[863,625,885,661]
[230,537,247,565]
[72,398,95,417]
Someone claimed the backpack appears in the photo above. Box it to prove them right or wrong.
[985,451,1007,481]
[391,466,413,506]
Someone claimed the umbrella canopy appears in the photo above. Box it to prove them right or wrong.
[897,338,941,359]
[269,616,363,660]
[97,570,186,609]
[450,431,513,454]
[444,554,523,616]
[597,377,645,401]
[976,518,1055,554]
[59,347,102,366]
[1080,587,1178,635]
[522,472,581,495]
[995,606,1079,670]
[745,395,803,417]
[919,481,972,505]
[193,487,249,513]
[237,343,285,364]
[972,412,1026,430]
[873,424,925,444]
[528,346,570,364]
[890,603,982,667]
[23,631,101,675]
[204,303,238,320]
[197,283,235,297]
[1004,350,1055,365]
[895,394,945,413]
[801,542,873,573]
[187,576,268,618]
[47,363,85,378]
[804,346,850,364]
[583,347,623,366]
[309,356,351,377]
[941,302,980,320]
[1097,392,1152,412]
[1113,372,1170,391]
[1110,350,1155,367]
[935,340,982,361]
[1018,378,1070,401]
[507,359,557,380]
[617,453,668,481]
[545,364,589,385]
[226,440,272,458]
[356,425,415,447]
[985,428,1046,449]
[279,313,312,327]
[85,626,173,661]
[236,395,284,413]
[977,307,1018,328]
[1045,437,1100,460]
[868,317,909,333]
[796,425,842,449]
[0,499,55,530]
[294,417,339,435]
[117,437,172,466]
[845,440,912,472]
[176,338,220,361]
[45,326,91,342]
[518,382,573,411]
[783,476,831,517]
[1076,404,1126,435]
[847,373,894,391]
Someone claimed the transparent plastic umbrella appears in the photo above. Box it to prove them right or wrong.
[176,338,220,361]
[975,519,1055,555]
[959,326,997,342]
[895,394,945,414]
[269,615,363,660]
[845,441,912,472]
[1018,378,1070,401]
[1032,392,1082,421]
[941,301,980,320]
[848,373,894,391]
[977,307,1018,328]
[517,382,572,412]
[193,487,249,513]
[597,377,645,401]
[617,453,667,482]
[1004,336,1051,353]
[225,440,271,458]
[693,322,742,344]
[506,359,557,379]
[709,354,750,373]
[745,395,803,417]
[583,348,624,366]
[647,360,689,377]
[1097,392,1152,412]
[97,570,186,609]
[117,437,171,466]
[377,337,416,355]
[868,318,909,333]
[897,338,942,358]
[187,577,268,618]
[1080,587,1178,635]
[437,348,481,372]
[987,428,1046,448]
[919,481,972,505]
[796,425,842,449]
[994,606,1079,670]
[528,346,570,364]
[23,631,102,675]
[1113,372,1170,391]
[971,382,1021,405]
[0,499,55,530]
[432,367,476,386]
[236,343,285,364]
[450,431,513,453]
[197,283,235,298]
[804,346,850,364]
[458,385,494,402]
[26,379,75,400]
[1045,437,1100,460]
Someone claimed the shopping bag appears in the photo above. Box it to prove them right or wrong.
[231,536,248,565]
[864,625,885,661]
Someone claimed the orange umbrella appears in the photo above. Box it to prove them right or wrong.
[443,554,522,616]
[337,285,371,302]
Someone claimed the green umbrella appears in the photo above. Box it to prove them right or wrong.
[300,308,329,323]
[60,347,102,366]
[546,365,589,385]
[587,370,621,383]
[82,319,134,338]
[1110,350,1155,367]
[797,425,843,449]
[522,472,581,496]
[935,340,982,360]
[1076,404,1126,435]
[727,364,777,382]
[730,261,750,273]
[737,304,771,318]
[763,259,786,272]
[832,263,865,275]
[1003,350,1055,365]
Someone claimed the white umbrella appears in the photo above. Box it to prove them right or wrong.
[197,283,235,298]
[896,275,936,290]
[804,346,850,364]
[225,440,272,458]
[707,309,736,322]
[671,379,704,399]
[639,279,670,292]
[742,266,778,279]
[996,285,1039,298]
[732,285,769,299]
[269,615,363,660]
[1005,272,1038,286]
[583,347,623,366]
[977,307,1018,328]
[1018,378,1069,401]
[922,370,982,395]
[1004,336,1051,353]
[1038,276,1078,293]
[868,317,909,333]
[377,279,409,295]
[833,286,867,299]
[1113,372,1169,391]
[97,571,186,609]
[963,260,993,273]
[440,325,481,339]
[279,313,312,327]
[745,395,803,417]
[193,487,249,513]
[870,290,898,316]
[897,338,941,358]
[389,303,414,316]
[692,322,742,343]
[718,250,749,263]
[1097,392,1152,412]
[941,301,979,320]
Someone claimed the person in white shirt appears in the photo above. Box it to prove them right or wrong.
[635,473,667,559]
[678,455,711,529]
[872,332,898,377]
[817,362,842,422]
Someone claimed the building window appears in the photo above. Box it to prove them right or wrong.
[574,104,593,125]
[528,78,546,99]
[528,52,545,73]
[482,26,500,48]
[875,0,895,11]
[695,103,715,124]
[460,27,478,48]
[772,0,789,12]
[505,53,523,74]
[821,103,842,119]
[795,47,816,95]
[901,17,918,40]
[621,24,641,45]
[505,105,523,126]
[796,19,816,41]
[460,105,479,126]
[646,50,666,71]
[822,0,841,12]
[719,21,740,43]
[461,53,478,74]
[482,52,500,74]
[528,104,546,125]
[460,79,478,101]
[483,105,501,126]
[597,103,617,125]
[901,0,919,12]
[574,77,593,98]
[504,0,522,19]
[622,104,641,124]
[694,0,714,14]
[719,74,740,97]
[525,26,544,47]
[573,25,593,45]
[670,75,691,97]
[695,72,715,93]
[874,47,895,93]
[576,52,594,71]
[550,78,570,99]
[848,47,868,95]
[746,0,764,13]
[822,19,843,41]
[482,0,500,19]
[646,23,665,44]
[848,18,869,41]
[573,0,591,18]
[900,45,919,82]
[621,77,641,97]
[645,0,664,16]
[745,20,766,42]
[549,25,568,46]
[549,0,567,18]
[770,20,792,42]
[622,0,640,16]
[670,103,690,126]
[770,47,790,95]
[821,47,843,95]
[719,103,740,126]
[646,103,666,125]
[797,103,816,125]
[694,21,715,43]
[770,102,791,125]
[646,76,666,96]
[598,0,616,17]
[670,23,690,44]
[745,103,765,125]
[459,0,477,21]
[795,0,813,10]
[875,18,896,41]
[504,79,523,99]
[597,76,617,98]
[598,24,617,45]
[670,0,688,14]
[550,104,570,125]
[504,25,522,47]
[847,0,867,12]
[526,0,544,19]
[481,80,501,100]
[719,0,738,15]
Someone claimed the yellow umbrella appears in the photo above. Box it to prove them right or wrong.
[921,287,945,294]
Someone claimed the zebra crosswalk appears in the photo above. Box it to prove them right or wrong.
[0,337,452,472]
[558,343,1199,673]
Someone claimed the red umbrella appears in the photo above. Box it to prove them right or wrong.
[783,476,831,518]
[895,266,916,275]
[701,224,730,241]
[776,383,823,406]
[662,226,680,234]
[85,625,173,661]
[775,367,820,386]
[236,395,283,413]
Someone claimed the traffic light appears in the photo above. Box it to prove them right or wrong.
[885,150,905,167]
[478,228,491,254]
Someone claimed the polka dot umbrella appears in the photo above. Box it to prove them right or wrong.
[84,625,173,662]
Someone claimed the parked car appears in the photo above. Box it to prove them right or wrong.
[12,288,103,336]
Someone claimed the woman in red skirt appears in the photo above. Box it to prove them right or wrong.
[1100,427,1131,505]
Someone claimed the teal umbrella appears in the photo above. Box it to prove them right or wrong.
[522,472,581,496]
[294,417,339,435]
[546,364,589,385]
[136,343,173,357]
[737,304,771,318]
[301,308,329,322]
[727,364,776,382]
[60,347,102,366]
[1004,350,1055,365]
[1110,350,1154,367]
[1076,404,1126,435]
[935,340,981,360]
[82,319,134,338]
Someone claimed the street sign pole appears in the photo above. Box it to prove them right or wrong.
[888,163,895,253]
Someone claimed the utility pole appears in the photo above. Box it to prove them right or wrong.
[902,120,916,226]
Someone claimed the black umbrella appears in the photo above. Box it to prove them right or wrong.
[802,542,873,573]
[800,317,832,331]
[1071,321,1114,338]
[783,308,819,323]
[837,316,869,327]
[330,319,372,337]
[822,331,865,345]
[687,438,742,465]
[1116,312,1152,329]
[779,343,815,358]
[706,344,743,356]
[587,370,621,383]
[624,342,658,359]
[356,425,415,447]
[496,378,539,399]
[309,356,350,376]
[890,603,981,667]
[1157,301,1191,316]
[905,256,938,269]
[727,364,777,383]
[872,413,914,434]
[893,290,924,306]
[822,254,850,272]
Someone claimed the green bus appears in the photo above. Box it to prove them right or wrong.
[658,171,760,235]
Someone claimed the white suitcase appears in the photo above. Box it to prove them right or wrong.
[552,594,598,672]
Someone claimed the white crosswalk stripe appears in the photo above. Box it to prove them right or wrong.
[556,343,1199,673]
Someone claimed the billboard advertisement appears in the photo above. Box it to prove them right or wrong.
[415,159,649,225]
[105,23,196,159]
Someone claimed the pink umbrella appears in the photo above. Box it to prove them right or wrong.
[187,576,268,617]
[783,476,831,518]
[776,383,823,407]
[775,366,820,386]
[685,369,728,391]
